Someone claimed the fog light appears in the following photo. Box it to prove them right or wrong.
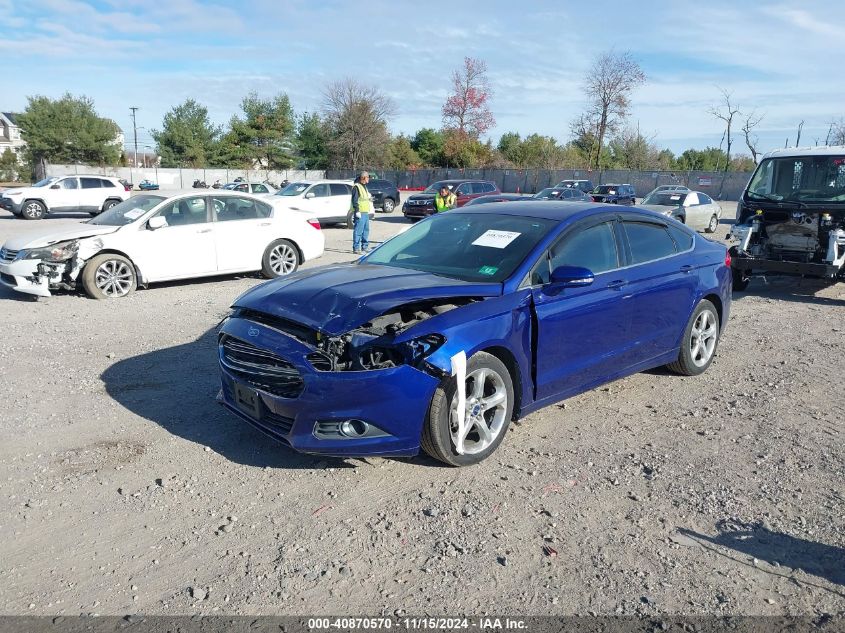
[340,419,368,437]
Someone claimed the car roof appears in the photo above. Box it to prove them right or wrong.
[430,179,494,184]
[763,145,845,159]
[138,189,268,200]
[453,200,641,221]
[286,179,353,185]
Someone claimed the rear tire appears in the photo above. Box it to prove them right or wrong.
[261,239,299,278]
[666,299,720,376]
[82,254,137,299]
[22,200,45,220]
[732,267,750,291]
[706,215,719,233]
[421,352,515,466]
[101,199,121,214]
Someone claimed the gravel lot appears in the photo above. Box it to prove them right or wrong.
[0,197,843,617]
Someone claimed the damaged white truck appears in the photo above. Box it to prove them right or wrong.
[729,146,845,290]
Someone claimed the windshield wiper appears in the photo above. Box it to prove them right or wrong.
[747,192,782,203]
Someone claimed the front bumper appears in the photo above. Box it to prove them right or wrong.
[731,254,843,278]
[0,258,52,297]
[217,316,441,457]
[402,204,435,219]
[0,197,23,214]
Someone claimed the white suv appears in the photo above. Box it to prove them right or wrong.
[270,180,354,224]
[0,175,130,220]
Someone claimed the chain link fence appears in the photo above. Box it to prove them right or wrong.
[328,168,753,200]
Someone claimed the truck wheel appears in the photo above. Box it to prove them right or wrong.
[22,200,46,220]
[82,254,137,299]
[666,299,720,376]
[421,351,515,467]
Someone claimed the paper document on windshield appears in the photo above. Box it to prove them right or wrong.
[124,208,145,220]
[472,230,521,249]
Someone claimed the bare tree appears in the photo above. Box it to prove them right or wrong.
[832,119,845,145]
[795,120,804,147]
[581,50,646,168]
[708,88,740,172]
[442,57,495,138]
[741,110,764,163]
[321,78,396,169]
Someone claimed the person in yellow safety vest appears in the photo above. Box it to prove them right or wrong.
[435,185,457,212]
[349,171,374,253]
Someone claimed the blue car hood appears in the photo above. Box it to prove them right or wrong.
[233,263,502,336]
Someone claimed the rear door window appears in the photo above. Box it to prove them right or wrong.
[623,221,677,264]
[80,178,101,189]
[330,183,351,196]
[214,195,271,221]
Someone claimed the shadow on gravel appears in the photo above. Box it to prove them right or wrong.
[100,327,348,470]
[732,278,845,307]
[679,520,845,588]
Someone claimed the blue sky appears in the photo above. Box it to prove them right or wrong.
[3,0,844,156]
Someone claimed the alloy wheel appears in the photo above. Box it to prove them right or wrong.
[449,367,509,455]
[95,260,133,297]
[708,215,719,232]
[689,309,718,367]
[269,243,297,275]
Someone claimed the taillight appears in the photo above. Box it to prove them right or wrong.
[307,219,321,230]
[724,249,731,267]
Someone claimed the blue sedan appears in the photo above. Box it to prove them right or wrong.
[217,202,731,466]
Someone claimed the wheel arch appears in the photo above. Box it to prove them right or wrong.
[101,197,123,210]
[23,197,49,211]
[479,345,523,420]
[83,248,145,286]
[702,293,723,327]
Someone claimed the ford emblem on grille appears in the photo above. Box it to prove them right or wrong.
[248,327,260,337]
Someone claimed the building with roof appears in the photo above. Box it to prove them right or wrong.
[0,112,25,157]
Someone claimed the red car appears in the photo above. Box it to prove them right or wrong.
[402,179,500,220]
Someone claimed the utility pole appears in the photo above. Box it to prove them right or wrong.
[130,107,139,167]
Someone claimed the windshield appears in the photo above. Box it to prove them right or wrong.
[643,192,687,206]
[32,177,58,188]
[275,182,310,196]
[423,181,455,193]
[88,195,165,226]
[593,185,617,194]
[747,155,845,203]
[535,188,562,199]
[364,212,556,283]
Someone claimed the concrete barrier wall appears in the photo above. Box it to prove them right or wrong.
[45,165,327,190]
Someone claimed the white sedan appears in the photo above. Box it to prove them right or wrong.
[0,190,324,299]
[639,190,723,233]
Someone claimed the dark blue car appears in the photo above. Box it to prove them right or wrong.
[218,202,731,466]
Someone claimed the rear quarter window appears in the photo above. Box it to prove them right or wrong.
[624,221,677,264]
[667,224,694,251]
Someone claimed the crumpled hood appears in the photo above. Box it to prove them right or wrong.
[233,263,502,335]
[3,223,120,250]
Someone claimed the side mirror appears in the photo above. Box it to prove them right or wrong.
[147,216,168,230]
[50,184,60,189]
[304,192,315,199]
[547,265,595,292]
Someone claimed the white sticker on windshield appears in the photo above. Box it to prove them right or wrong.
[471,230,521,249]
[669,195,681,201]
[124,208,144,220]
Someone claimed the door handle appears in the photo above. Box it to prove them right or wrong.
[680,264,694,274]
[197,228,212,233]
[606,279,628,289]
[259,222,271,226]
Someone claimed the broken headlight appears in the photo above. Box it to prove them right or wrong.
[357,334,446,370]
[22,240,79,262]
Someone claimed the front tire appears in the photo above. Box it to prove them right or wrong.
[22,200,46,220]
[666,299,720,376]
[382,197,396,213]
[82,254,137,299]
[262,239,299,278]
[421,351,515,466]
[101,199,120,213]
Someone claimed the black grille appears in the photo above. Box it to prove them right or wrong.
[220,335,304,398]
[306,352,333,371]
[0,273,15,285]
[0,247,19,263]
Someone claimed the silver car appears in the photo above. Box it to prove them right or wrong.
[639,190,722,233]
[644,184,690,198]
